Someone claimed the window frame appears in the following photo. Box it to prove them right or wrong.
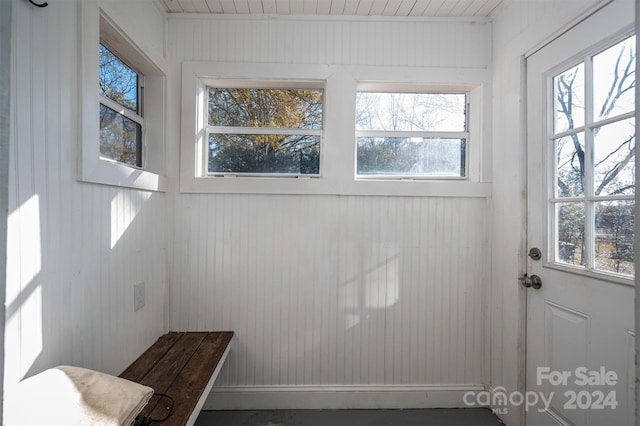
[180,62,490,197]
[79,2,166,192]
[204,81,325,178]
[544,30,636,280]
[354,87,470,180]
[98,41,145,168]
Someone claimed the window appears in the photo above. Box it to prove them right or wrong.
[80,6,166,192]
[206,84,323,176]
[551,34,635,277]
[99,43,143,167]
[180,61,488,195]
[355,91,468,178]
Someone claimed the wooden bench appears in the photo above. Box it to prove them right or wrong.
[120,331,234,426]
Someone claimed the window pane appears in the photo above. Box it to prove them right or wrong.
[357,137,465,177]
[594,118,635,196]
[356,93,466,131]
[593,35,636,121]
[556,202,585,266]
[595,200,634,276]
[208,134,320,174]
[99,104,141,167]
[555,133,585,197]
[208,88,323,129]
[553,63,584,134]
[99,44,138,113]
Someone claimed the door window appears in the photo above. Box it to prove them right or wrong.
[550,34,636,277]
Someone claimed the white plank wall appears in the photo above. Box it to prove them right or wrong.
[5,0,168,388]
[167,16,489,67]
[166,14,491,402]
[171,194,488,388]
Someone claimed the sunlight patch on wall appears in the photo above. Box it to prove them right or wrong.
[339,249,400,331]
[364,251,399,309]
[18,284,43,381]
[339,278,361,330]
[5,194,43,385]
[110,190,148,249]
[7,194,41,289]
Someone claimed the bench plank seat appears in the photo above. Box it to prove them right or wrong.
[120,331,234,426]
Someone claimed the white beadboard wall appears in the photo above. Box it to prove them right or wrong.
[172,195,488,387]
[167,14,491,407]
[5,0,168,388]
[167,15,489,68]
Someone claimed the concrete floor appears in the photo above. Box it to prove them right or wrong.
[195,408,504,426]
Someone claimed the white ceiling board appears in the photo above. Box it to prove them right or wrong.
[303,0,317,13]
[368,0,387,15]
[162,0,503,17]
[437,0,459,15]
[205,0,225,12]
[329,0,346,14]
[162,0,184,12]
[234,0,251,13]
[382,0,404,16]
[408,0,430,16]
[248,0,264,12]
[422,0,446,15]
[276,0,291,13]
[395,0,418,15]
[290,0,304,13]
[219,0,237,12]
[343,0,360,15]
[316,0,332,14]
[474,0,501,17]
[355,0,374,15]
[262,0,277,13]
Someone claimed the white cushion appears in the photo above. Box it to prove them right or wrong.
[4,365,154,425]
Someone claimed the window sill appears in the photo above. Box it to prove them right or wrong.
[80,157,167,192]
[180,175,490,198]
[543,262,634,287]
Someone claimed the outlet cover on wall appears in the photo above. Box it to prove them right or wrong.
[134,282,145,311]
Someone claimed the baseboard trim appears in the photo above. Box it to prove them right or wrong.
[203,384,486,410]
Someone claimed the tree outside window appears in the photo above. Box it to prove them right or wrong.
[553,35,635,276]
[207,87,323,175]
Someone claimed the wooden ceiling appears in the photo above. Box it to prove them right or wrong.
[159,0,503,18]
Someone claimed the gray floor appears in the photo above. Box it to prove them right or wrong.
[195,408,504,426]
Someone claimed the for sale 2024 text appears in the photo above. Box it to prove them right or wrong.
[537,366,618,410]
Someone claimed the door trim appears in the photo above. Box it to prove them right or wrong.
[524,0,613,60]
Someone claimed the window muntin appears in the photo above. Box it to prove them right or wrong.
[99,42,143,168]
[550,34,635,277]
[355,91,468,178]
[206,86,323,176]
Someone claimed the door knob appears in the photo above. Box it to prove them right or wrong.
[519,273,542,289]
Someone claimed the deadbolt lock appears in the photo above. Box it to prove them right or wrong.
[528,247,542,261]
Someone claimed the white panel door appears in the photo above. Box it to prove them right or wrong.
[525,1,635,425]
